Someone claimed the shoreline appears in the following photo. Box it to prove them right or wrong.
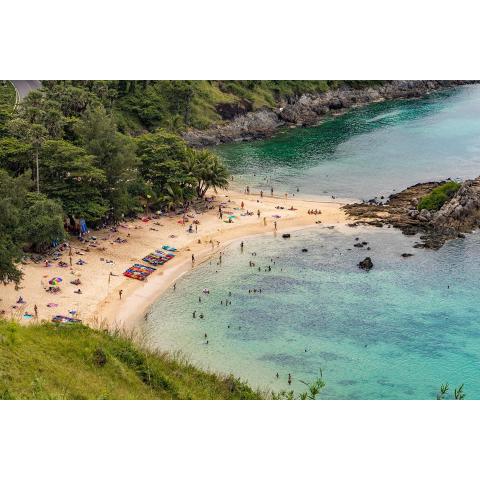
[0,189,347,333]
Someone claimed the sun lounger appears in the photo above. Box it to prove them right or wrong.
[123,263,156,281]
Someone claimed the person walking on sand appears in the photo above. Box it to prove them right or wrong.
[241,201,245,209]
[274,221,277,231]
[34,304,38,319]
[263,217,267,226]
[271,187,274,196]
[260,190,263,198]
[240,241,244,253]
[257,209,260,219]
[246,186,250,194]
[192,254,195,264]
[119,289,123,300]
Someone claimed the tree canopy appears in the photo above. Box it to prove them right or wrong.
[0,81,230,285]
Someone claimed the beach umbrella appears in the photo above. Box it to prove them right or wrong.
[49,277,63,285]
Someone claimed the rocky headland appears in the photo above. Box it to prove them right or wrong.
[182,81,476,147]
[343,177,480,249]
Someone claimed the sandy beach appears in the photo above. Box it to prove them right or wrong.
[0,189,347,332]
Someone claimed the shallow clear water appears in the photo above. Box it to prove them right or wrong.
[146,85,480,399]
[215,85,480,201]
[146,228,480,399]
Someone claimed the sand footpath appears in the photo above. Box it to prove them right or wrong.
[0,189,347,331]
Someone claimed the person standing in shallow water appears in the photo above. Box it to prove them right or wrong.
[240,241,244,253]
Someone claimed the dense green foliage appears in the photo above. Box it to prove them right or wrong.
[417,181,461,211]
[0,320,261,399]
[0,81,231,284]
[42,80,387,133]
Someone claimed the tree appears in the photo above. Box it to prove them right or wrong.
[39,140,108,222]
[136,129,194,207]
[20,193,65,252]
[8,118,48,193]
[76,106,138,220]
[191,149,229,197]
[0,169,32,284]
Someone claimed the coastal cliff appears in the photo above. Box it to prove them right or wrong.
[182,81,476,147]
[344,176,480,249]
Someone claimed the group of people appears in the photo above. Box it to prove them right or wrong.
[308,209,321,215]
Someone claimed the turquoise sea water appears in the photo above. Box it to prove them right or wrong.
[146,85,480,399]
[216,85,480,201]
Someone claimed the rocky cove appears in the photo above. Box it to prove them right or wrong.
[182,81,476,147]
[343,176,480,250]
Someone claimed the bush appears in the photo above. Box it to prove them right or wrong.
[417,181,461,211]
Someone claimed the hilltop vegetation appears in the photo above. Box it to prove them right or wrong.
[417,181,461,211]
[0,320,261,399]
[43,80,387,133]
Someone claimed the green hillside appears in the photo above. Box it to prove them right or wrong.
[0,320,261,399]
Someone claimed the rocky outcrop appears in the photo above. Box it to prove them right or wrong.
[430,178,480,235]
[182,81,477,147]
[183,109,283,146]
[344,176,480,249]
[358,257,373,271]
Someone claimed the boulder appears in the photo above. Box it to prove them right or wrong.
[358,257,373,271]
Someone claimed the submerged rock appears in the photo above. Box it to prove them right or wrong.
[401,253,414,258]
[358,257,373,271]
[282,233,291,238]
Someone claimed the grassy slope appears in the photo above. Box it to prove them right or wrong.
[0,321,261,399]
[0,81,15,111]
[114,80,387,132]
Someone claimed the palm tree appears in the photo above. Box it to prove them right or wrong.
[192,150,229,198]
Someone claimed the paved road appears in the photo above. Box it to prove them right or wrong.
[11,80,42,101]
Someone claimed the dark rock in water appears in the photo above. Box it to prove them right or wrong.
[355,237,359,241]
[458,233,466,238]
[282,233,291,238]
[353,243,363,247]
[401,253,414,257]
[358,257,373,271]
[366,247,371,250]
[361,241,368,245]
[301,248,308,252]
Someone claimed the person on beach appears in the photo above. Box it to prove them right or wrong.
[192,254,195,264]
[257,209,260,219]
[263,217,267,226]
[193,311,196,318]
[173,283,176,291]
[260,190,263,198]
[274,221,277,231]
[241,201,245,209]
[246,186,250,194]
[240,241,244,252]
[195,224,198,233]
[271,187,274,196]
[119,289,123,300]
[34,304,38,319]
[288,373,292,385]
[285,193,288,200]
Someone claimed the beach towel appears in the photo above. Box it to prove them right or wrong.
[162,245,177,252]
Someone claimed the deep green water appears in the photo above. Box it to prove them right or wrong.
[146,85,480,399]
[215,85,480,201]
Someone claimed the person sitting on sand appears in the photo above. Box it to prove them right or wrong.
[74,289,82,294]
